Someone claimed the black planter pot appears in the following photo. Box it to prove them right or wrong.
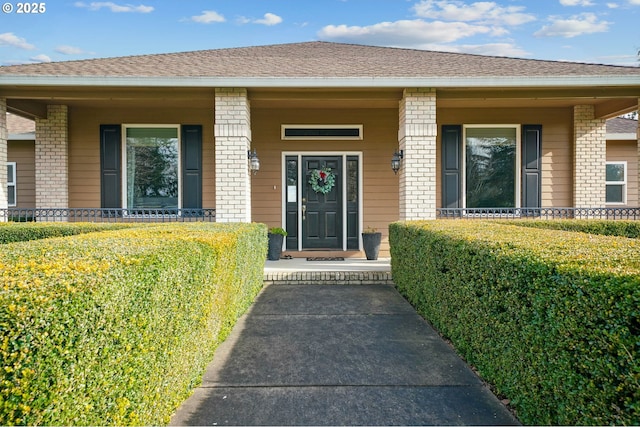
[362,232,382,260]
[267,233,285,261]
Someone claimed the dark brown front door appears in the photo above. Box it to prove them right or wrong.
[302,156,342,249]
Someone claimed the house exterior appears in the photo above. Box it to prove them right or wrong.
[1,42,639,256]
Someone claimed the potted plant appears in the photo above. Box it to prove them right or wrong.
[267,227,288,261]
[361,226,382,260]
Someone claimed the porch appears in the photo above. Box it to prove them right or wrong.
[264,256,393,285]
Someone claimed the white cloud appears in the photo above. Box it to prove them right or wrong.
[534,13,610,37]
[628,0,640,5]
[30,54,51,63]
[445,42,530,57]
[74,2,153,13]
[190,10,226,24]
[606,3,619,8]
[319,19,493,47]
[413,0,536,26]
[0,32,36,50]
[238,13,283,26]
[255,13,283,26]
[55,45,87,55]
[559,0,594,6]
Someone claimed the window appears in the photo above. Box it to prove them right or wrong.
[606,162,627,204]
[7,162,16,207]
[124,126,180,210]
[282,125,363,140]
[464,126,519,208]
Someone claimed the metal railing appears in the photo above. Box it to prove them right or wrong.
[1,208,216,222]
[437,207,640,220]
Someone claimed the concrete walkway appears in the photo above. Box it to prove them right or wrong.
[170,283,519,426]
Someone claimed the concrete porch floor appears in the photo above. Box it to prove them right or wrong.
[264,257,393,285]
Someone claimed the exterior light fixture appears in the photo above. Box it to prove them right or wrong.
[391,149,404,175]
[248,149,260,175]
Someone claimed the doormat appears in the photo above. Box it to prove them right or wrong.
[306,257,345,261]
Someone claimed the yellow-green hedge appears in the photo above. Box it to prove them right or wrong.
[501,219,640,238]
[390,220,639,425]
[0,222,267,425]
[0,222,137,244]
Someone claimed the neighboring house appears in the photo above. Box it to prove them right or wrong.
[5,112,35,209]
[606,117,638,206]
[1,42,639,255]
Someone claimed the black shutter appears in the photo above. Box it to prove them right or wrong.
[521,125,542,208]
[441,125,462,208]
[100,125,121,208]
[181,125,203,209]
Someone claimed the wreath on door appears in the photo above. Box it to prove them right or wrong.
[309,166,336,194]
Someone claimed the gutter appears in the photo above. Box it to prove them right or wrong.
[1,75,640,88]
[606,132,637,140]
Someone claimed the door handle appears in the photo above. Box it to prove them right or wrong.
[302,198,306,220]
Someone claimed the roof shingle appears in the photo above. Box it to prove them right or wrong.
[1,42,639,79]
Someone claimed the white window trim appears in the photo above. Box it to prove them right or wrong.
[606,161,627,205]
[7,162,16,207]
[462,124,522,210]
[121,124,182,210]
[281,152,363,251]
[281,124,363,141]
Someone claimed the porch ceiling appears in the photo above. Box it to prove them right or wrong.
[3,85,638,119]
[2,86,216,118]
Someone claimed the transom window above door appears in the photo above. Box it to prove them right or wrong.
[281,125,363,140]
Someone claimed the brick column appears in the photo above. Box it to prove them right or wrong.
[573,105,606,208]
[0,99,7,216]
[214,88,252,222]
[35,105,69,209]
[398,88,437,220]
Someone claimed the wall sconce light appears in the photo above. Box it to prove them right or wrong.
[391,149,404,175]
[248,149,260,175]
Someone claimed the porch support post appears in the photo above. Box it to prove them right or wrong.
[398,88,437,220]
[573,105,606,209]
[637,99,640,207]
[35,105,69,210]
[214,88,252,222]
[0,98,7,217]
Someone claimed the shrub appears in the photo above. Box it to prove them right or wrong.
[502,219,640,238]
[390,220,639,426]
[0,222,135,244]
[0,222,267,425]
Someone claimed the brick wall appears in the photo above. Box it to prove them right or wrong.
[398,88,437,220]
[35,105,68,208]
[573,105,606,208]
[0,98,7,212]
[214,88,253,222]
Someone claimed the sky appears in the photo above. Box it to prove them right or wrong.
[0,0,639,67]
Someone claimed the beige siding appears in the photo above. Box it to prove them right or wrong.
[7,140,35,208]
[607,140,638,206]
[437,107,573,207]
[68,106,215,208]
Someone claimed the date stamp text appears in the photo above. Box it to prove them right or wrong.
[2,2,47,14]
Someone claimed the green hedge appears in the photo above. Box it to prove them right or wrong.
[0,222,267,425]
[390,220,639,425]
[0,222,135,244]
[502,219,640,238]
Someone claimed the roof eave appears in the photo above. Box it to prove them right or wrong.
[1,75,640,88]
[606,132,638,140]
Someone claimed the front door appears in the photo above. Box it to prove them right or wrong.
[302,156,342,249]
